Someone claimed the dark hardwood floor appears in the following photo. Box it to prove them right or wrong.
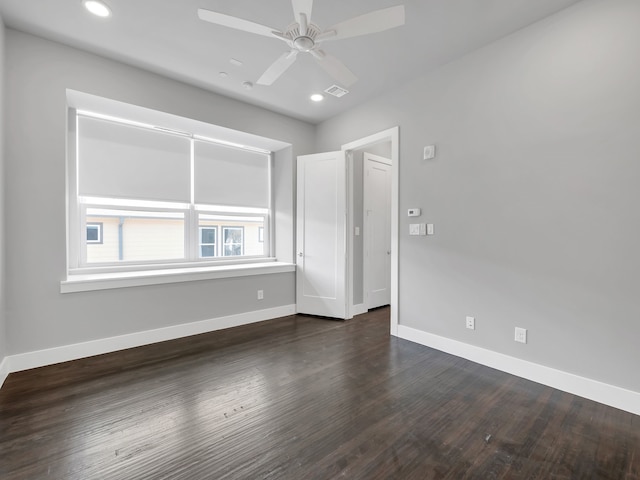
[0,307,638,479]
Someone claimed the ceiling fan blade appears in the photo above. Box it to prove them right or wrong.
[292,0,313,27]
[312,50,357,87]
[257,51,299,86]
[299,13,309,36]
[322,5,405,41]
[197,8,280,38]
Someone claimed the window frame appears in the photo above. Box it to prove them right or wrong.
[67,108,275,275]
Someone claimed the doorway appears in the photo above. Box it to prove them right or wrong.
[363,153,392,310]
[343,127,399,335]
[295,127,399,332]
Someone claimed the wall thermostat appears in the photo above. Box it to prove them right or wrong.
[408,208,421,217]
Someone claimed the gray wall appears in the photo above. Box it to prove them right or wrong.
[317,0,640,393]
[4,29,315,356]
[0,15,6,363]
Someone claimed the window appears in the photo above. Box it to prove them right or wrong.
[200,227,217,258]
[223,227,244,256]
[86,223,103,244]
[69,110,272,272]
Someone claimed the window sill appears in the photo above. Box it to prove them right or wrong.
[61,261,296,293]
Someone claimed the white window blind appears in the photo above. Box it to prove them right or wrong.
[194,140,270,209]
[77,115,191,203]
[71,109,273,272]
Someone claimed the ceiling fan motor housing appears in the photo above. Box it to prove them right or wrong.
[287,23,321,52]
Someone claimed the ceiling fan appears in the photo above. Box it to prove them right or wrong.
[197,1,405,87]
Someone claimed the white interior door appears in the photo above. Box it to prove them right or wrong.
[364,154,391,309]
[296,151,347,319]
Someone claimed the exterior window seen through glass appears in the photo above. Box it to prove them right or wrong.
[223,227,244,256]
[86,223,103,244]
[200,227,217,258]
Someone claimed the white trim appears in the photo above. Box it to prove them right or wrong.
[61,261,295,293]
[352,304,368,316]
[0,356,9,389]
[396,325,640,417]
[363,152,392,166]
[7,305,296,374]
[390,129,399,336]
[345,149,355,319]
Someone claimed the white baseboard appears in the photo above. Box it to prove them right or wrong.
[7,305,296,374]
[396,325,640,417]
[352,304,368,316]
[0,356,9,389]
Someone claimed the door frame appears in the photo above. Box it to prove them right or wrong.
[342,127,399,335]
[363,152,392,310]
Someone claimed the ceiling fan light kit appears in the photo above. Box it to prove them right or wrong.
[197,1,405,88]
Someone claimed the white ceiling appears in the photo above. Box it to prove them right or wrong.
[0,0,583,124]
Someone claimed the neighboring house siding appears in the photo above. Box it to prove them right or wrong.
[86,217,263,263]
[122,218,184,262]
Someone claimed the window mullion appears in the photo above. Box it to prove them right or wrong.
[268,152,274,258]
[188,138,197,261]
[187,206,197,261]
[79,203,88,267]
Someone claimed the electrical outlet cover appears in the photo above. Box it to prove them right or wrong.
[466,316,475,330]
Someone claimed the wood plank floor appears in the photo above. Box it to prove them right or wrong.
[0,307,638,479]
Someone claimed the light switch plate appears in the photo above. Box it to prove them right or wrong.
[423,145,436,160]
[409,224,420,236]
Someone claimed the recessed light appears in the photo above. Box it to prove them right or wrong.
[83,0,111,18]
[310,94,324,102]
[242,81,254,90]
[219,72,229,78]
